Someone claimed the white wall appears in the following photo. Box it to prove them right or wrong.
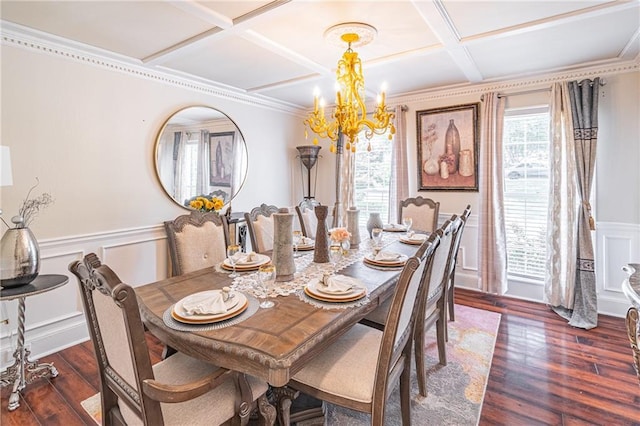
[0,40,301,366]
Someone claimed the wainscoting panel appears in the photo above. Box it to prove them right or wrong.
[0,224,169,369]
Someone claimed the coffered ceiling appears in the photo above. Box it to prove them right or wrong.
[2,1,638,109]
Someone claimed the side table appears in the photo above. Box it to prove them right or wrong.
[0,274,69,411]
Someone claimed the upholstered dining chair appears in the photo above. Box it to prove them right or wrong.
[294,205,318,239]
[446,205,472,336]
[69,253,275,426]
[244,204,279,253]
[286,235,441,425]
[398,196,440,233]
[164,211,230,277]
[360,218,458,398]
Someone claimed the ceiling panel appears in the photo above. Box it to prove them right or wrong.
[160,35,315,91]
[445,0,610,38]
[468,8,639,79]
[196,1,273,20]
[0,1,214,59]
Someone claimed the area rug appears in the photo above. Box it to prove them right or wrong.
[81,304,500,426]
[323,304,501,426]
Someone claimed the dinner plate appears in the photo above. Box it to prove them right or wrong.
[304,279,366,302]
[383,224,406,232]
[399,235,428,245]
[222,253,270,271]
[363,252,408,267]
[171,291,248,324]
[297,241,315,251]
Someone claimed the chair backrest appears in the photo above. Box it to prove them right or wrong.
[164,211,230,277]
[449,205,471,280]
[398,196,440,233]
[69,253,164,425]
[244,204,279,253]
[295,205,318,239]
[371,233,440,420]
[421,218,459,309]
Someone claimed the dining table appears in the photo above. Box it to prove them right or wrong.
[136,231,421,420]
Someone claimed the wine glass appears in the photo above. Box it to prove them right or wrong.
[329,243,343,275]
[293,230,303,258]
[226,244,241,278]
[371,228,383,255]
[402,217,413,235]
[256,264,276,308]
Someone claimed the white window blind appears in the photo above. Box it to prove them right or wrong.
[503,108,550,279]
[354,133,393,228]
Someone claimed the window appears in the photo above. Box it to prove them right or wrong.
[354,133,393,228]
[503,108,550,280]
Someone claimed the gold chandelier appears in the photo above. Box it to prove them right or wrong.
[304,25,395,153]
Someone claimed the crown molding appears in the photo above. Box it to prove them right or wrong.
[0,22,303,116]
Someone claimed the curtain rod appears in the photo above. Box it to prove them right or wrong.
[482,79,606,101]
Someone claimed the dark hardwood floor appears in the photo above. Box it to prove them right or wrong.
[1,288,638,425]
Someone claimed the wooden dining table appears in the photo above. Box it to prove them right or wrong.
[136,237,420,389]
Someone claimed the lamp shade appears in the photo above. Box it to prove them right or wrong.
[0,146,13,187]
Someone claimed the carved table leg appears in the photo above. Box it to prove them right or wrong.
[626,307,640,386]
[0,297,59,411]
[270,386,300,426]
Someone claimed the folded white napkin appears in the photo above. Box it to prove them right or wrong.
[319,274,360,293]
[233,251,258,264]
[301,237,313,245]
[385,223,405,230]
[374,251,401,262]
[408,233,427,241]
[182,291,227,315]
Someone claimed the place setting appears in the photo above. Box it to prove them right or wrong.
[222,245,271,275]
[303,272,368,305]
[293,230,315,253]
[163,286,259,331]
[399,231,429,245]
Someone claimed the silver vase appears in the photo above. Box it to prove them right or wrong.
[0,227,40,287]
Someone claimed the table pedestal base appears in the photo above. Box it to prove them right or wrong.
[0,297,59,411]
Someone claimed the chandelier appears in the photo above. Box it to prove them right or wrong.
[304,23,395,153]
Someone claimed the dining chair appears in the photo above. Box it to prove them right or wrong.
[286,235,441,425]
[69,253,276,426]
[164,211,231,277]
[398,196,440,233]
[446,205,472,337]
[360,218,458,398]
[294,205,318,239]
[244,203,279,253]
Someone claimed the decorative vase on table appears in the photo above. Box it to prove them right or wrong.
[445,119,461,173]
[313,205,330,263]
[366,212,384,239]
[272,208,295,282]
[0,227,40,288]
[346,206,361,249]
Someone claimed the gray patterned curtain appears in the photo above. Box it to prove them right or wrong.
[558,77,600,329]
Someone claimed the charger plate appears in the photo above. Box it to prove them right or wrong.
[222,254,270,271]
[363,253,408,267]
[171,291,248,324]
[297,241,315,251]
[399,235,428,245]
[304,279,366,303]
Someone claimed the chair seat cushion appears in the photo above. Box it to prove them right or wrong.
[120,352,268,425]
[291,324,382,404]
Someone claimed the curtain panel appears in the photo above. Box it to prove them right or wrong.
[478,92,508,294]
[388,105,409,225]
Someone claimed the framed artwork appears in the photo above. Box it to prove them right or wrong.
[416,103,480,191]
[209,131,235,187]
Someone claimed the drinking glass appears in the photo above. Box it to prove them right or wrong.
[226,244,241,278]
[402,217,413,234]
[371,228,382,254]
[329,243,343,274]
[257,264,276,308]
[293,230,303,258]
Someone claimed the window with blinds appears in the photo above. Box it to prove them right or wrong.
[354,133,393,228]
[503,108,550,280]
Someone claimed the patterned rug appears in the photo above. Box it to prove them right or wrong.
[81,304,500,426]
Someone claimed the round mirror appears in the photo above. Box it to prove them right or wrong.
[155,106,248,210]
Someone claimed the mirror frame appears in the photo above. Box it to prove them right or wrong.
[154,105,248,211]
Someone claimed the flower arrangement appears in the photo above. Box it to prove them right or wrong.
[1,178,54,229]
[189,196,224,213]
[329,227,351,243]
